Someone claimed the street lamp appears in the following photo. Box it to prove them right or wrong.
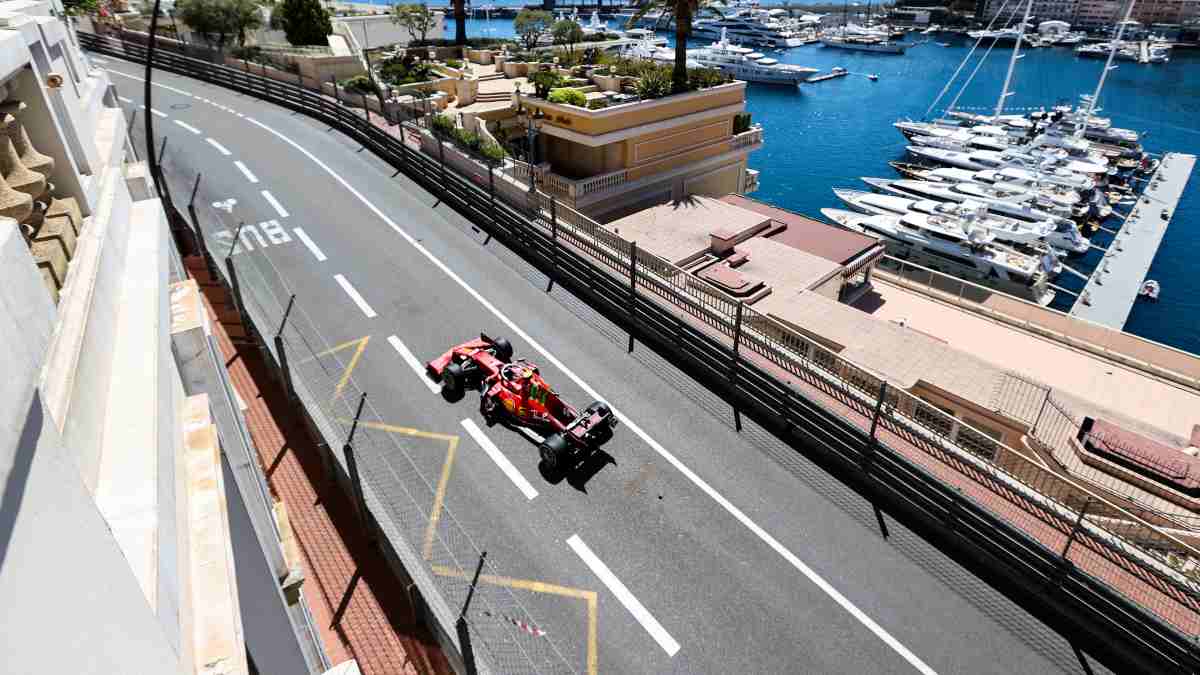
[515,94,545,193]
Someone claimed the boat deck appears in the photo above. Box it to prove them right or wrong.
[807,70,849,83]
[1068,152,1196,329]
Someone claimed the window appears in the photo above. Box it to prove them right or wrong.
[956,422,1003,461]
[914,399,956,437]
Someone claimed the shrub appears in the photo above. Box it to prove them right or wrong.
[586,97,608,110]
[445,58,464,70]
[687,67,725,91]
[733,112,752,135]
[548,87,587,106]
[635,66,671,99]
[480,141,506,164]
[339,74,375,95]
[529,69,563,98]
[430,113,456,137]
[379,58,434,85]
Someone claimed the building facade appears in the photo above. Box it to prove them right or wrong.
[976,0,1199,30]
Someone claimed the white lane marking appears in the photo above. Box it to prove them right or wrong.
[246,115,937,674]
[234,160,259,183]
[568,534,680,656]
[333,274,376,318]
[261,189,289,218]
[206,137,232,156]
[292,227,327,262]
[387,335,439,394]
[118,95,132,103]
[142,105,167,118]
[103,68,192,97]
[460,419,539,500]
[174,119,201,134]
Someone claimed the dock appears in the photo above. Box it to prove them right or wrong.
[807,69,849,83]
[1068,152,1196,329]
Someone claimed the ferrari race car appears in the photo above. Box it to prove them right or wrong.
[426,334,617,470]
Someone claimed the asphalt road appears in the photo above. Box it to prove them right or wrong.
[97,54,1106,675]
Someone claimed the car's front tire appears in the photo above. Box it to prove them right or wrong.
[539,433,568,471]
[443,361,465,398]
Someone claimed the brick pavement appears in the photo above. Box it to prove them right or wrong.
[185,257,451,675]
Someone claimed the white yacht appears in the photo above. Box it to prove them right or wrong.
[819,31,907,53]
[915,166,1086,209]
[692,12,811,47]
[821,208,1057,304]
[687,30,818,86]
[905,146,1103,190]
[862,177,1076,222]
[967,26,1031,43]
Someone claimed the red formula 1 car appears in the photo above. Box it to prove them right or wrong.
[426,334,617,470]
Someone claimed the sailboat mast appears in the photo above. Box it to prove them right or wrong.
[1078,0,1136,138]
[994,0,1032,118]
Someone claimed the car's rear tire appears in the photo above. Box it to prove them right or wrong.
[443,362,465,398]
[539,433,568,471]
[492,337,513,362]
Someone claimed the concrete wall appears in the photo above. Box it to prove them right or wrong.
[334,12,445,50]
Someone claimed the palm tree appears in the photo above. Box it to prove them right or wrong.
[452,0,466,45]
[627,0,721,94]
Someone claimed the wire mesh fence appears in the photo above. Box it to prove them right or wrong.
[87,30,1200,665]
[156,146,577,674]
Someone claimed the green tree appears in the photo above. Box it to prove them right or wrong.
[175,0,261,51]
[392,3,437,44]
[628,0,721,94]
[513,9,553,51]
[277,0,331,46]
[551,19,583,54]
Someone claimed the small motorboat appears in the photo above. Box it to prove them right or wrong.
[937,42,951,47]
[1139,279,1160,301]
[867,73,879,81]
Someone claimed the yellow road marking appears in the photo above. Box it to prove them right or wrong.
[334,335,371,398]
[424,436,458,559]
[352,418,600,675]
[431,564,600,675]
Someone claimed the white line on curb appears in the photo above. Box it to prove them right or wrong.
[261,189,289,218]
[333,274,376,318]
[387,336,439,395]
[292,227,327,262]
[460,419,539,500]
[206,137,232,155]
[234,160,259,183]
[173,119,201,134]
[242,113,936,675]
[568,534,680,656]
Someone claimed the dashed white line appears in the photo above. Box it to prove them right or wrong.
[103,68,192,96]
[568,534,680,656]
[261,190,289,218]
[205,137,232,156]
[234,160,259,184]
[118,95,132,103]
[142,105,167,118]
[292,227,326,262]
[388,336,441,394]
[333,274,376,318]
[173,119,201,134]
[460,419,539,500]
[244,114,937,675]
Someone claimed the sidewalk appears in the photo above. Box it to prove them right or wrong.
[185,256,451,675]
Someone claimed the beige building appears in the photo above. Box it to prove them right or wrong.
[976,0,1199,30]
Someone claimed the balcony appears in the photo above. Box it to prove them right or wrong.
[742,168,760,194]
[731,125,764,151]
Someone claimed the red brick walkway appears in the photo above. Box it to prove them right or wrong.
[186,257,451,675]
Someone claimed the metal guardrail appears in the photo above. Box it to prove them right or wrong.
[83,32,1200,674]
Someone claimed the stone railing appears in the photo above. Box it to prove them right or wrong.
[742,168,760,194]
[731,124,764,151]
[573,168,629,199]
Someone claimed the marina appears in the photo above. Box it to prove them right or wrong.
[1070,152,1196,328]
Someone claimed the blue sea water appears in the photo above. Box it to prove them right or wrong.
[450,17,1200,354]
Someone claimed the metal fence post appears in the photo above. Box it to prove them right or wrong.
[331,73,339,106]
[189,171,201,208]
[1061,498,1092,562]
[1031,388,1052,437]
[456,551,487,675]
[730,301,744,432]
[274,294,297,400]
[487,162,496,223]
[343,392,372,542]
[224,221,248,328]
[627,241,638,353]
[437,133,447,196]
[362,93,371,123]
[546,198,558,293]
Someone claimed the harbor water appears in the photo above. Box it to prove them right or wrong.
[449,16,1200,355]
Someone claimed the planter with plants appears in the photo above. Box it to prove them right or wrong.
[429,113,507,166]
[547,87,587,107]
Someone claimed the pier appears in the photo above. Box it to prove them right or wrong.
[1068,152,1196,329]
